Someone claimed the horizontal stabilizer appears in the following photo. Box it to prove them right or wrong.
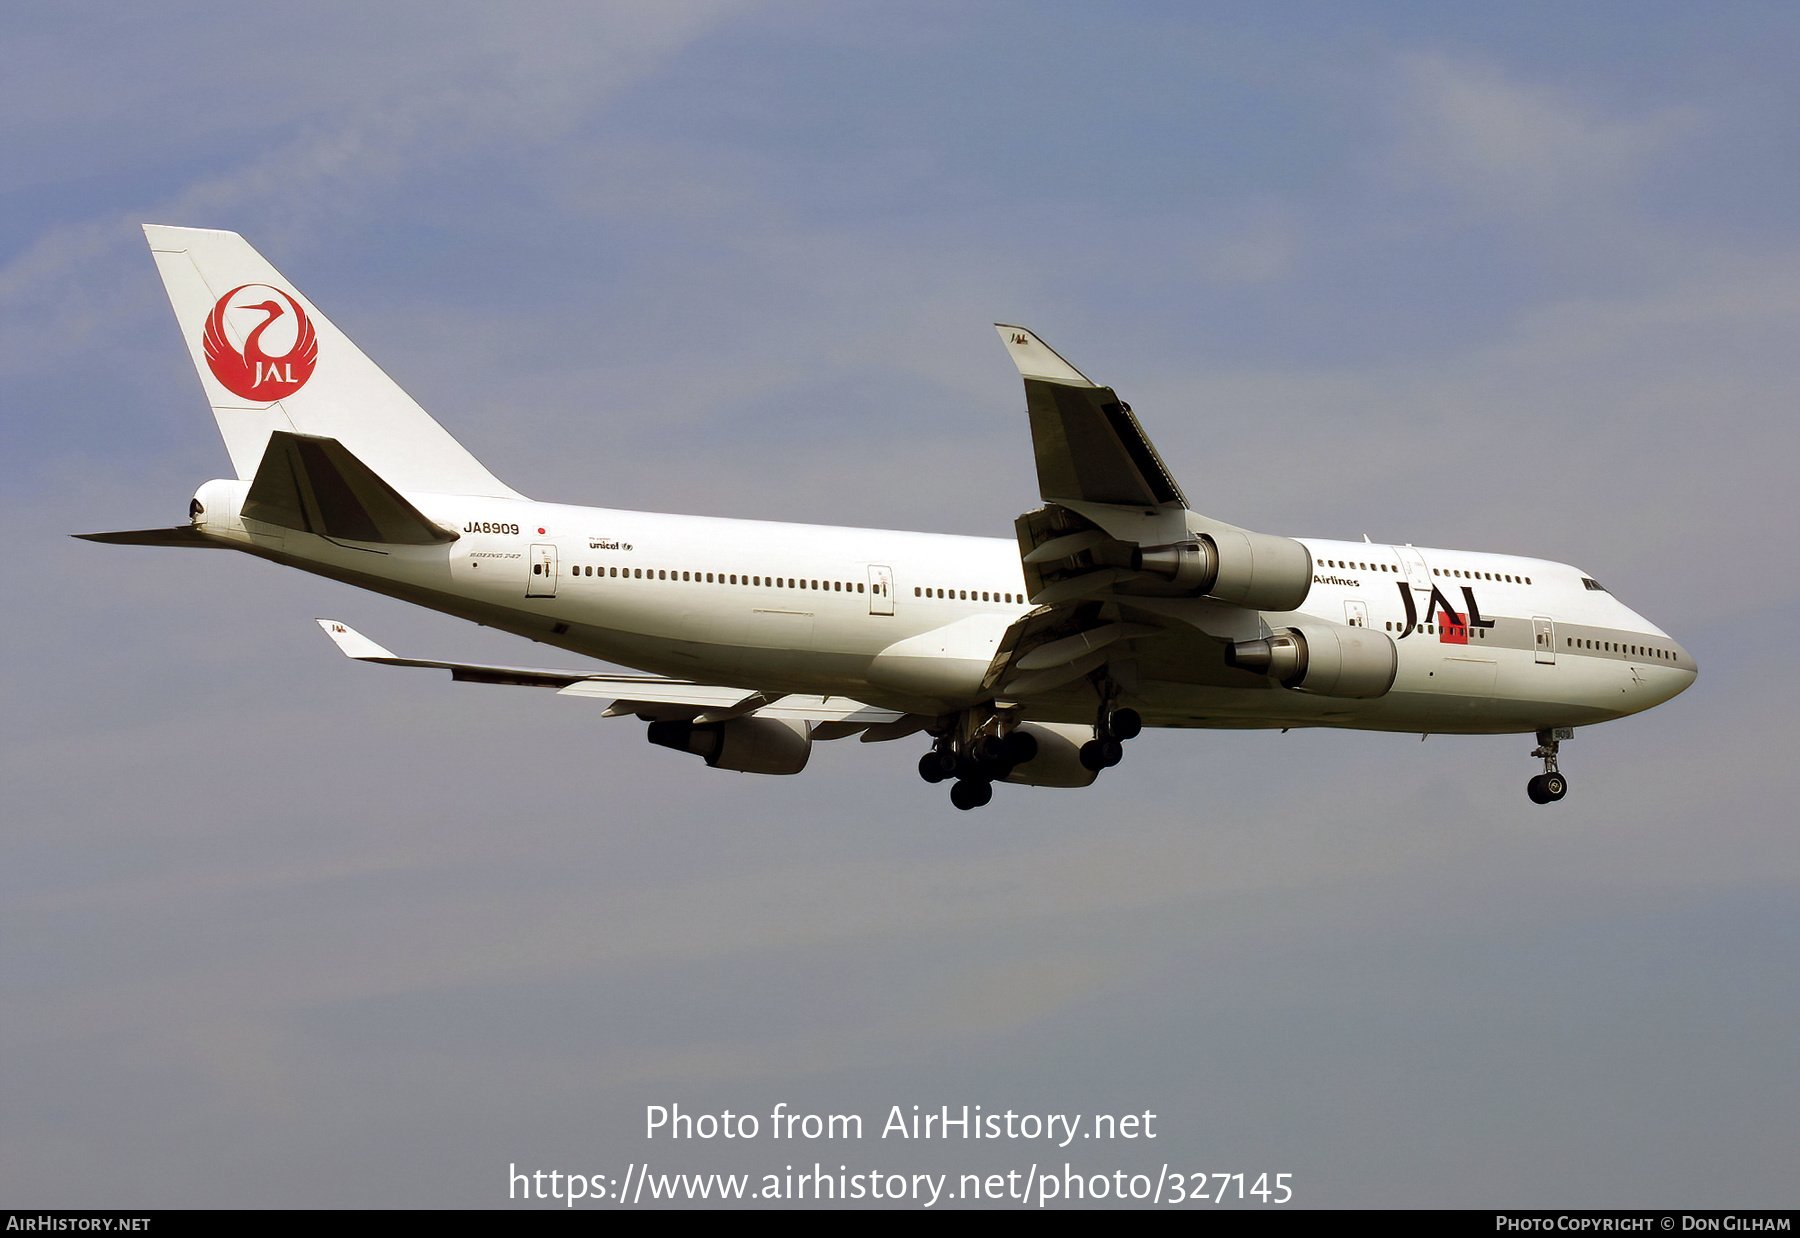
[994,324,1187,509]
[248,432,457,545]
[74,526,220,548]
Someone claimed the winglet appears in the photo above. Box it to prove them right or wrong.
[316,618,397,661]
[994,325,1096,387]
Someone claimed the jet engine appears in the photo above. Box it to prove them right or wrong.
[646,716,812,774]
[1226,620,1397,699]
[1133,529,1313,611]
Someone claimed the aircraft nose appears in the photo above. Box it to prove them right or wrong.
[1674,641,1697,678]
[1657,641,1698,703]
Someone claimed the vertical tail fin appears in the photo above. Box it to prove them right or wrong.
[143,225,523,499]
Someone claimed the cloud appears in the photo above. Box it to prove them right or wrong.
[0,3,748,385]
[1390,52,1700,214]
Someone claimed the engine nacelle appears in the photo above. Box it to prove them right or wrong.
[646,716,812,774]
[1200,529,1313,611]
[1000,722,1099,788]
[1132,530,1312,611]
[1226,621,1397,699]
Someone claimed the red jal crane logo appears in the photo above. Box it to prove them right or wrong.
[202,284,318,401]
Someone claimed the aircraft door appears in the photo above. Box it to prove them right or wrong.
[1533,616,1556,664]
[1395,545,1432,593]
[1344,601,1369,628]
[528,543,558,598]
[868,565,894,616]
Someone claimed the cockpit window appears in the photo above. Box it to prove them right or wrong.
[1581,577,1607,592]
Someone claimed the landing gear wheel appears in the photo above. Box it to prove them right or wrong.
[1111,708,1142,740]
[1002,730,1039,765]
[919,753,949,784]
[1543,771,1567,801]
[1080,738,1125,771]
[950,779,993,811]
[970,735,1014,781]
[1527,774,1551,804]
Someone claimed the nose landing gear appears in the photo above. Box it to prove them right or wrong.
[1527,727,1572,803]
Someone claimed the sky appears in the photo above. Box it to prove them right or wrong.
[3,1,1798,1209]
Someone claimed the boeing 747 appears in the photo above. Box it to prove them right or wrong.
[81,226,1695,808]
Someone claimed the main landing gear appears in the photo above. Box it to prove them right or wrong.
[1527,727,1572,804]
[917,719,1039,811]
[1079,704,1140,772]
[920,680,1147,811]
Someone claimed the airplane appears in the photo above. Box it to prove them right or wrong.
[80,225,1696,810]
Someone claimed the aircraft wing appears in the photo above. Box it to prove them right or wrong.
[994,324,1187,510]
[983,327,1322,698]
[316,619,909,735]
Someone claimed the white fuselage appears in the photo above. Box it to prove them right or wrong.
[192,478,1696,736]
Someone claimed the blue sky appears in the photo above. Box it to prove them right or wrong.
[3,2,1797,1207]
